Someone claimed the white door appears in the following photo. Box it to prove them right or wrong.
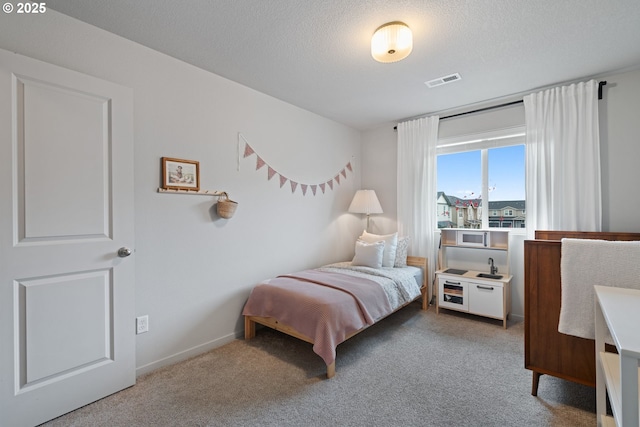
[0,49,135,426]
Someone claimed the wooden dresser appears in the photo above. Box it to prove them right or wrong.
[524,230,640,396]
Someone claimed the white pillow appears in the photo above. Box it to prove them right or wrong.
[360,230,398,268]
[352,240,384,268]
[394,236,410,267]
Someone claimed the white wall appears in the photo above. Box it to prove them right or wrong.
[0,11,364,373]
[600,68,640,231]
[360,125,398,235]
[362,68,640,319]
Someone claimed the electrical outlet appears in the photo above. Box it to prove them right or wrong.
[136,315,149,334]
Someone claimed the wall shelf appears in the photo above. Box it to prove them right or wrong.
[157,188,225,196]
[158,188,237,218]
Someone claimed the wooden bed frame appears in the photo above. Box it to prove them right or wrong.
[524,230,640,395]
[244,256,428,378]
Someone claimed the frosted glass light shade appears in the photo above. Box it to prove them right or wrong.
[371,21,413,63]
[348,190,383,214]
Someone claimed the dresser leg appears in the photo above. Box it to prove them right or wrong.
[531,371,542,396]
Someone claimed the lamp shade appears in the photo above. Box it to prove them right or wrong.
[348,190,383,214]
[371,21,413,63]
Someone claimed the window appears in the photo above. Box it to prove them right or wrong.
[436,127,525,229]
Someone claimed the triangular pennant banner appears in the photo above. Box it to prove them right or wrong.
[239,134,353,197]
[268,167,277,180]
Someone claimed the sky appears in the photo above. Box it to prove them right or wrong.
[437,145,525,202]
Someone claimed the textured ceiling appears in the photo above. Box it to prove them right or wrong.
[46,0,640,130]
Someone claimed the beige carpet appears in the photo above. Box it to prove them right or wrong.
[41,305,596,426]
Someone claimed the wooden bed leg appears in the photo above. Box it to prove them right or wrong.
[244,316,255,340]
[531,371,542,396]
[327,362,336,379]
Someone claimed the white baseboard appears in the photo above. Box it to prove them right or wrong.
[135,329,244,377]
[510,313,524,322]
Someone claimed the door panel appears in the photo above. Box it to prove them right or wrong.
[21,270,112,385]
[0,48,135,426]
[19,76,111,240]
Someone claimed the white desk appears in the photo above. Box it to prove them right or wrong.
[595,286,640,427]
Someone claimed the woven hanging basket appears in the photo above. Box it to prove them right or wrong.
[217,192,238,219]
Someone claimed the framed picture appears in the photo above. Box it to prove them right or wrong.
[162,157,200,191]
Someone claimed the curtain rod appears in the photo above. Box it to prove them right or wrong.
[440,99,523,120]
[393,81,607,130]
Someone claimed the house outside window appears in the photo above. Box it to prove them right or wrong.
[436,127,526,230]
[487,201,525,228]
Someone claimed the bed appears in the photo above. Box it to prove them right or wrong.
[242,255,428,378]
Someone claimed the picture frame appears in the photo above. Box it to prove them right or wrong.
[161,157,200,191]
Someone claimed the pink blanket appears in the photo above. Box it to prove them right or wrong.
[242,269,392,366]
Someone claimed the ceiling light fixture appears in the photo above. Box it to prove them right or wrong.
[371,21,413,63]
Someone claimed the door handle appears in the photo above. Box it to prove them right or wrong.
[117,247,132,257]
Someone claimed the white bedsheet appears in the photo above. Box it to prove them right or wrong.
[318,262,422,310]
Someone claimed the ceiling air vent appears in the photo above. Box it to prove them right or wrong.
[425,73,462,88]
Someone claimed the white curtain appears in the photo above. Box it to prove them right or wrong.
[397,116,439,298]
[524,79,602,238]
